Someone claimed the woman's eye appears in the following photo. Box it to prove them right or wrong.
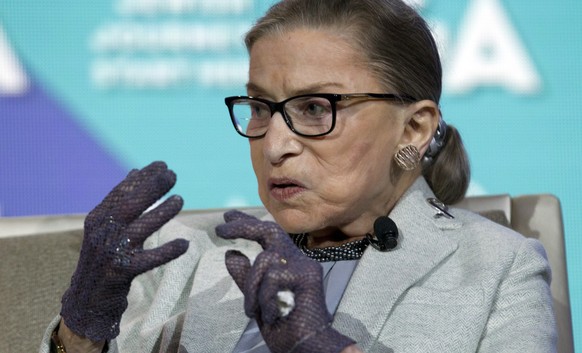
[300,99,330,117]
[305,103,326,115]
[250,103,268,118]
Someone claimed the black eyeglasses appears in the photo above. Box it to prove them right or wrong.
[224,93,416,138]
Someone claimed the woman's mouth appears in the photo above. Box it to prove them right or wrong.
[268,178,306,201]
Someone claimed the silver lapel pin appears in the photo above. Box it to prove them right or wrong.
[427,198,455,219]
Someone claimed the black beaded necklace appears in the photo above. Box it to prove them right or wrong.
[290,233,370,262]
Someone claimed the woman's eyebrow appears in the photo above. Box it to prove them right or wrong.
[245,82,346,97]
[245,82,265,95]
[292,82,345,95]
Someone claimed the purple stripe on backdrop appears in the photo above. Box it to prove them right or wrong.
[0,76,128,217]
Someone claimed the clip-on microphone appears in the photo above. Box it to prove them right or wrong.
[366,216,399,251]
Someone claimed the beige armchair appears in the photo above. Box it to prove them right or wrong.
[0,194,573,353]
[455,194,574,353]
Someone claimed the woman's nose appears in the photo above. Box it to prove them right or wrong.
[262,112,303,164]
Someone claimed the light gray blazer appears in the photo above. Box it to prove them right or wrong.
[40,178,557,352]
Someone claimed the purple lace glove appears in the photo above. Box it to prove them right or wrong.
[215,210,355,353]
[60,161,189,341]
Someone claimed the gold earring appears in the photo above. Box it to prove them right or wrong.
[394,145,420,171]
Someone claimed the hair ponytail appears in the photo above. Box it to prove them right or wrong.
[422,124,470,205]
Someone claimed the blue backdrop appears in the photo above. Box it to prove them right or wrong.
[1,0,580,348]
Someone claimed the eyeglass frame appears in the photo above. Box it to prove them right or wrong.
[224,92,417,138]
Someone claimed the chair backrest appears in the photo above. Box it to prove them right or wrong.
[455,194,574,353]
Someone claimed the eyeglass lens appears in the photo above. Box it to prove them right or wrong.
[231,96,334,137]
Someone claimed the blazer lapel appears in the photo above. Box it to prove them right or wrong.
[332,178,462,351]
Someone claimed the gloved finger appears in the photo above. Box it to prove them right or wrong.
[85,169,142,230]
[116,168,177,225]
[223,210,259,223]
[258,266,297,325]
[131,238,189,276]
[96,168,139,206]
[90,162,166,217]
[216,218,293,251]
[242,250,282,318]
[125,195,184,245]
[224,250,252,292]
[260,257,325,323]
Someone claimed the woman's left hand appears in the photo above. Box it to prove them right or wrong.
[215,210,355,353]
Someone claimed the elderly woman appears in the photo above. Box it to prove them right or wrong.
[42,0,556,352]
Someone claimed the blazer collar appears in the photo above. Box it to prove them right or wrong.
[332,177,462,350]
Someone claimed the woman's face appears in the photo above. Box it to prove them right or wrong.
[248,28,413,243]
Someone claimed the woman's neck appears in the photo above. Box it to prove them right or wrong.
[306,230,367,249]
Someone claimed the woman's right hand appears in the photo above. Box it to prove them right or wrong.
[215,210,355,353]
[59,161,189,343]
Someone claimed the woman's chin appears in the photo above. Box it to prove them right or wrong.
[269,208,316,234]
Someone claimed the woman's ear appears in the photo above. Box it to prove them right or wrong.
[398,100,440,157]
